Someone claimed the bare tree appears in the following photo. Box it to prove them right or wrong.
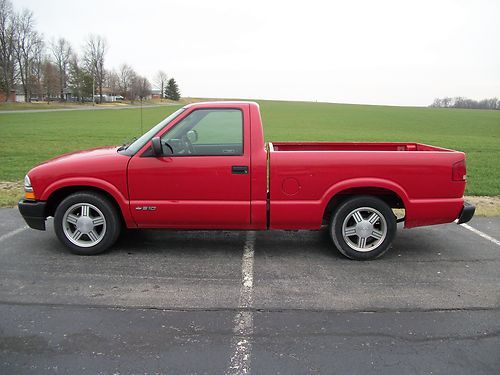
[440,97,449,108]
[118,63,135,99]
[68,52,92,102]
[430,98,442,108]
[42,59,59,101]
[50,37,72,101]
[3,2,173,107]
[105,68,119,96]
[430,96,500,110]
[130,75,151,100]
[0,0,17,101]
[154,70,168,99]
[14,8,43,102]
[30,38,44,100]
[84,34,107,103]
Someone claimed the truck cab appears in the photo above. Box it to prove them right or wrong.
[123,102,268,229]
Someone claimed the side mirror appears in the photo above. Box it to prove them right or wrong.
[151,137,163,156]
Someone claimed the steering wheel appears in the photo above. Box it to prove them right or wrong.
[181,135,194,154]
[162,141,174,155]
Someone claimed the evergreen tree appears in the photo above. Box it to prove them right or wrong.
[165,78,180,101]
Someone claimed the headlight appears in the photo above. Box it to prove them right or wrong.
[24,175,35,200]
[24,175,33,192]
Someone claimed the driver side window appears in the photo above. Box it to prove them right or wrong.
[161,109,243,156]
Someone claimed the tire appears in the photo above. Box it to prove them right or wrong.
[54,192,121,255]
[330,196,396,260]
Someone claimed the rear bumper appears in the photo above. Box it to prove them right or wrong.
[457,201,475,224]
[18,200,47,230]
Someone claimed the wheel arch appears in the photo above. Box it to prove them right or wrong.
[42,179,135,227]
[321,179,408,225]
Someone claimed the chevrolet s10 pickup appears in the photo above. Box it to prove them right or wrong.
[18,101,475,260]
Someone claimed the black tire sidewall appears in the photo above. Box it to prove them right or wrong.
[54,192,121,255]
[331,196,396,260]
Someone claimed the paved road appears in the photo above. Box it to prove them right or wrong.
[0,103,179,114]
[0,208,499,374]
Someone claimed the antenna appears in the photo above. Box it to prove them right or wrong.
[140,97,143,134]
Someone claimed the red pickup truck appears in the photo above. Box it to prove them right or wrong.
[19,101,475,260]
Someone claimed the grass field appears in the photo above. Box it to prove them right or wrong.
[1,100,499,204]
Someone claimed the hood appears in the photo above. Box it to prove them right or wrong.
[27,146,131,201]
[28,145,128,181]
[35,146,122,167]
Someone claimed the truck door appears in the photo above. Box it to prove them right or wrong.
[127,107,251,228]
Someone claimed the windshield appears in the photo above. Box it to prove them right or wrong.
[119,107,185,155]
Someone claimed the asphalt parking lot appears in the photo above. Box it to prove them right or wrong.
[1,208,499,374]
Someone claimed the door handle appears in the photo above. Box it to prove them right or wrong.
[232,166,248,174]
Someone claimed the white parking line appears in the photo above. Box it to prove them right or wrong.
[460,223,500,246]
[0,226,28,243]
[227,231,256,375]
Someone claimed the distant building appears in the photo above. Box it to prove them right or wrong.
[151,89,162,100]
[92,87,124,102]
[93,94,124,103]
[0,89,16,102]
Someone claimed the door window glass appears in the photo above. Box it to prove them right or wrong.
[161,109,243,156]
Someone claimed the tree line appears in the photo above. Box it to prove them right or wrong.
[0,0,181,103]
[430,97,499,110]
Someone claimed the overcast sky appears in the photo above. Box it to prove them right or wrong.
[13,0,500,106]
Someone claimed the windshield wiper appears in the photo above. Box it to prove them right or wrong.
[117,136,137,151]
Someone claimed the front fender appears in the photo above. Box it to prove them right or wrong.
[40,177,136,228]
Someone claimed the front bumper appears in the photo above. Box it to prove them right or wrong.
[457,201,475,224]
[18,200,47,230]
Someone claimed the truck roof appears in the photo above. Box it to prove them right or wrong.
[183,101,259,109]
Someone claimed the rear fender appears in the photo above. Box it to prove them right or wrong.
[321,178,410,209]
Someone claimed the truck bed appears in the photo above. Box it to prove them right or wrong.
[270,142,454,152]
[267,141,466,230]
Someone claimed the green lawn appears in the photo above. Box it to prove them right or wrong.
[1,100,499,197]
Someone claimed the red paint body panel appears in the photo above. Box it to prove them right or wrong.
[128,103,254,229]
[128,152,252,228]
[29,147,135,227]
[268,143,465,229]
[248,103,268,229]
[25,101,468,232]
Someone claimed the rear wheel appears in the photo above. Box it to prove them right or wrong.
[330,196,396,260]
[54,192,121,255]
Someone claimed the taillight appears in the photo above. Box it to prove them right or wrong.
[452,159,466,181]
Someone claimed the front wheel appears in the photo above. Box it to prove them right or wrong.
[330,196,397,260]
[54,192,121,255]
